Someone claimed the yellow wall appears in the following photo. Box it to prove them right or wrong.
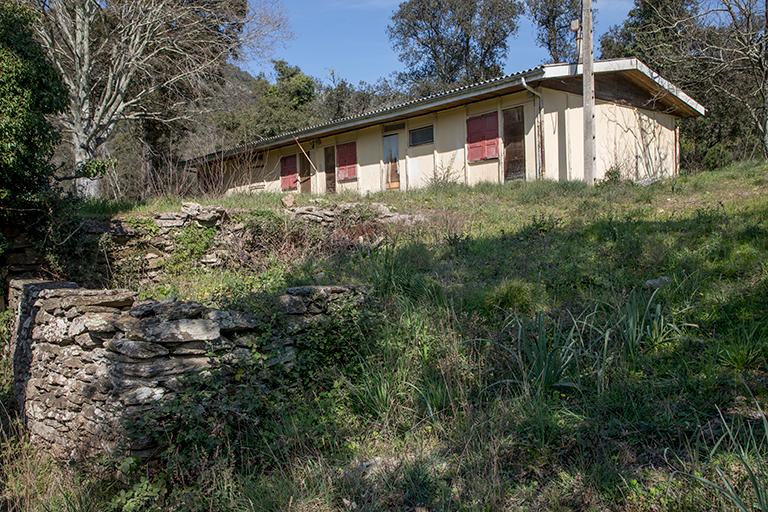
[434,107,467,184]
[540,87,677,182]
[541,88,570,182]
[215,86,679,196]
[596,102,677,180]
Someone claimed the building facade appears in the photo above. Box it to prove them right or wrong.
[191,59,705,195]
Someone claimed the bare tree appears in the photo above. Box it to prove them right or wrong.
[644,0,768,158]
[28,0,288,196]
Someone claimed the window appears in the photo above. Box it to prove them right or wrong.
[467,112,499,162]
[336,142,357,181]
[280,155,298,191]
[409,125,434,147]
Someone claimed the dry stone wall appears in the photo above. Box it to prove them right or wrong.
[287,202,425,227]
[2,200,423,306]
[8,279,365,461]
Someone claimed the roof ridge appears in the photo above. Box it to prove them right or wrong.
[188,64,545,163]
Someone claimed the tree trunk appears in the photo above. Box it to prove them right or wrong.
[141,125,156,199]
[763,0,768,160]
[72,130,101,198]
[763,108,768,159]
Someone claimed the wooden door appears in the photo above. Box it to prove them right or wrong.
[299,153,312,193]
[383,134,400,190]
[324,146,336,193]
[503,107,526,181]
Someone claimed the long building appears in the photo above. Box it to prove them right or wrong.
[188,59,705,195]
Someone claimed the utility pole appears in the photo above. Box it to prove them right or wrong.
[582,0,596,185]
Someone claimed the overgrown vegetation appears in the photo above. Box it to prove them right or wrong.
[0,0,65,215]
[1,162,768,510]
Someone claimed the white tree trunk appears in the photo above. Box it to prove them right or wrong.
[30,0,286,200]
[72,131,100,198]
[764,0,768,159]
[763,108,768,159]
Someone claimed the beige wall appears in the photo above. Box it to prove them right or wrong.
[540,87,678,182]
[596,103,677,180]
[434,108,466,184]
[213,86,679,196]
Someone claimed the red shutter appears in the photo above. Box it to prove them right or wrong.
[467,116,484,162]
[336,142,357,181]
[484,112,499,160]
[280,155,298,191]
[467,112,499,162]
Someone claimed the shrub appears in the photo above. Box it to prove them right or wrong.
[0,2,66,210]
[601,165,623,185]
[294,293,380,379]
[165,225,216,273]
[704,143,733,171]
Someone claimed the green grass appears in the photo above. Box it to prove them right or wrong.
[3,162,768,510]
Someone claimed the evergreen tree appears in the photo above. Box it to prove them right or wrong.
[0,1,66,210]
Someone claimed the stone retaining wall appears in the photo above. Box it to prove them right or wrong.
[288,203,425,227]
[8,279,365,460]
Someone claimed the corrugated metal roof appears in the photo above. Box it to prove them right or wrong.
[188,64,546,164]
[187,58,705,165]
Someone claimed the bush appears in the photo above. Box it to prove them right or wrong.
[0,2,66,211]
[601,165,623,185]
[704,143,734,171]
[165,225,216,273]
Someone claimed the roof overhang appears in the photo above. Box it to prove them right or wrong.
[188,58,705,166]
[542,58,706,118]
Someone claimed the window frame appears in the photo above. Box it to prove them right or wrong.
[408,125,434,147]
[466,111,500,163]
[336,141,358,182]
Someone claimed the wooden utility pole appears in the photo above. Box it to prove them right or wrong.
[582,0,596,184]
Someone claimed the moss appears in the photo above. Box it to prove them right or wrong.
[124,216,159,237]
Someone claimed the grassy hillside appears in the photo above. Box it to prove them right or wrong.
[3,161,768,511]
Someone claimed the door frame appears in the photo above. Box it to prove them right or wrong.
[502,104,527,182]
[299,153,312,193]
[324,145,336,194]
[382,132,402,190]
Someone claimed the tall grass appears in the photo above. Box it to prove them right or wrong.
[689,401,768,511]
[2,162,767,509]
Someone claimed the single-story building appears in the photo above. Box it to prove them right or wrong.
[189,58,705,195]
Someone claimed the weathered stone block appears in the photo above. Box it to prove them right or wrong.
[141,319,220,343]
[107,339,170,359]
[171,341,208,355]
[68,312,120,337]
[31,317,70,343]
[122,386,165,405]
[279,294,307,315]
[207,310,261,332]
[37,289,136,311]
[111,357,212,379]
[11,280,366,461]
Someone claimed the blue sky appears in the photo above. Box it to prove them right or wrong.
[243,0,635,84]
